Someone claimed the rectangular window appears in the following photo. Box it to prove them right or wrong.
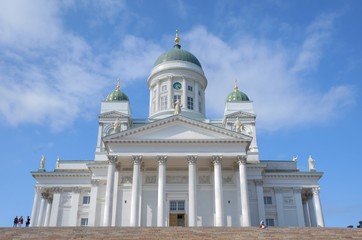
[173,95,181,103]
[161,85,167,92]
[188,86,193,91]
[80,218,88,226]
[198,102,202,113]
[264,196,272,205]
[83,196,90,204]
[153,89,157,98]
[266,218,275,226]
[198,90,201,96]
[170,201,177,211]
[160,96,168,110]
[170,200,185,211]
[187,97,194,110]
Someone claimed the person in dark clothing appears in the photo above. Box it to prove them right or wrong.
[13,216,18,227]
[25,216,30,227]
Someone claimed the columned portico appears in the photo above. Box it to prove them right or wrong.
[44,197,53,227]
[69,187,81,226]
[312,187,324,227]
[187,155,197,226]
[237,155,251,226]
[293,188,305,227]
[157,155,167,226]
[49,187,62,227]
[255,180,265,224]
[37,192,48,226]
[88,180,100,226]
[213,155,224,226]
[30,187,41,227]
[130,155,143,226]
[308,197,316,227]
[103,156,117,226]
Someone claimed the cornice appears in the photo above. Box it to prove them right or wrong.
[264,172,323,179]
[225,110,256,119]
[105,139,250,144]
[99,111,129,119]
[31,171,91,178]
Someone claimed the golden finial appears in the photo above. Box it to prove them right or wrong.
[116,79,120,91]
[234,80,239,92]
[175,29,180,45]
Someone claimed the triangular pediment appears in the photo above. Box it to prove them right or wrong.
[99,111,129,119]
[103,115,252,142]
[225,110,256,119]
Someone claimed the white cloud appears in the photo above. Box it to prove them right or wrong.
[184,25,355,131]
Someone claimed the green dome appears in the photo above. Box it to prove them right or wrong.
[106,81,129,101]
[226,83,250,102]
[154,44,202,68]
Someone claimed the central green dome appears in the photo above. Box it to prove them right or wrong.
[154,44,202,68]
[153,30,202,68]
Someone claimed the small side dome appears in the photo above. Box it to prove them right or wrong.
[226,81,250,102]
[106,80,129,101]
[153,30,202,68]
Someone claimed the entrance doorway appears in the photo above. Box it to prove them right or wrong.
[169,200,186,226]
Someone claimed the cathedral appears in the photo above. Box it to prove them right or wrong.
[30,31,324,228]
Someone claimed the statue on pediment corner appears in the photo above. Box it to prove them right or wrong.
[233,117,243,133]
[40,155,45,169]
[174,99,182,115]
[308,155,316,172]
[112,118,121,134]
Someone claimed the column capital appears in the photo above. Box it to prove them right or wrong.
[51,187,63,193]
[91,179,100,186]
[212,155,222,164]
[237,155,247,165]
[72,187,82,193]
[187,155,198,164]
[293,187,302,194]
[132,155,143,165]
[41,191,50,199]
[157,155,168,164]
[107,155,117,163]
[255,179,263,186]
[312,187,320,195]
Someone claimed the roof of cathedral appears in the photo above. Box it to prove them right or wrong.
[106,80,129,102]
[153,30,202,68]
[226,81,250,102]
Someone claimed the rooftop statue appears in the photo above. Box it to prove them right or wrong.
[233,117,243,133]
[308,155,316,172]
[40,155,45,169]
[113,118,121,134]
[174,99,182,115]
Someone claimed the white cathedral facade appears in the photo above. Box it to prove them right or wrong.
[30,32,324,228]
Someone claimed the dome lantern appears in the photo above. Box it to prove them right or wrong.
[106,79,129,102]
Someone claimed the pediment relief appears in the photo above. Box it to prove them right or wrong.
[225,110,256,119]
[103,115,252,142]
[99,111,129,119]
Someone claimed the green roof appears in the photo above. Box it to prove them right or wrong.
[226,84,250,102]
[153,44,202,68]
[106,81,129,102]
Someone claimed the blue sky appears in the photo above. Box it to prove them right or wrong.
[0,0,361,227]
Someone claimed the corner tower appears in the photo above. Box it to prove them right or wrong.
[148,30,208,120]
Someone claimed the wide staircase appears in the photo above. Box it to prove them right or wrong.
[0,227,361,240]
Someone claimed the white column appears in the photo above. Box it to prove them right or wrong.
[44,198,53,227]
[88,180,100,226]
[187,155,197,226]
[275,188,285,226]
[237,156,251,226]
[138,162,144,226]
[49,187,62,227]
[69,187,81,226]
[157,155,167,226]
[255,180,265,224]
[302,199,310,227]
[112,163,120,226]
[312,187,325,227]
[37,192,48,226]
[182,77,187,109]
[308,197,316,227]
[293,187,305,227]
[194,82,199,112]
[168,77,172,110]
[103,156,116,226]
[213,155,224,226]
[96,124,103,151]
[156,82,160,112]
[130,155,143,226]
[30,187,41,227]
